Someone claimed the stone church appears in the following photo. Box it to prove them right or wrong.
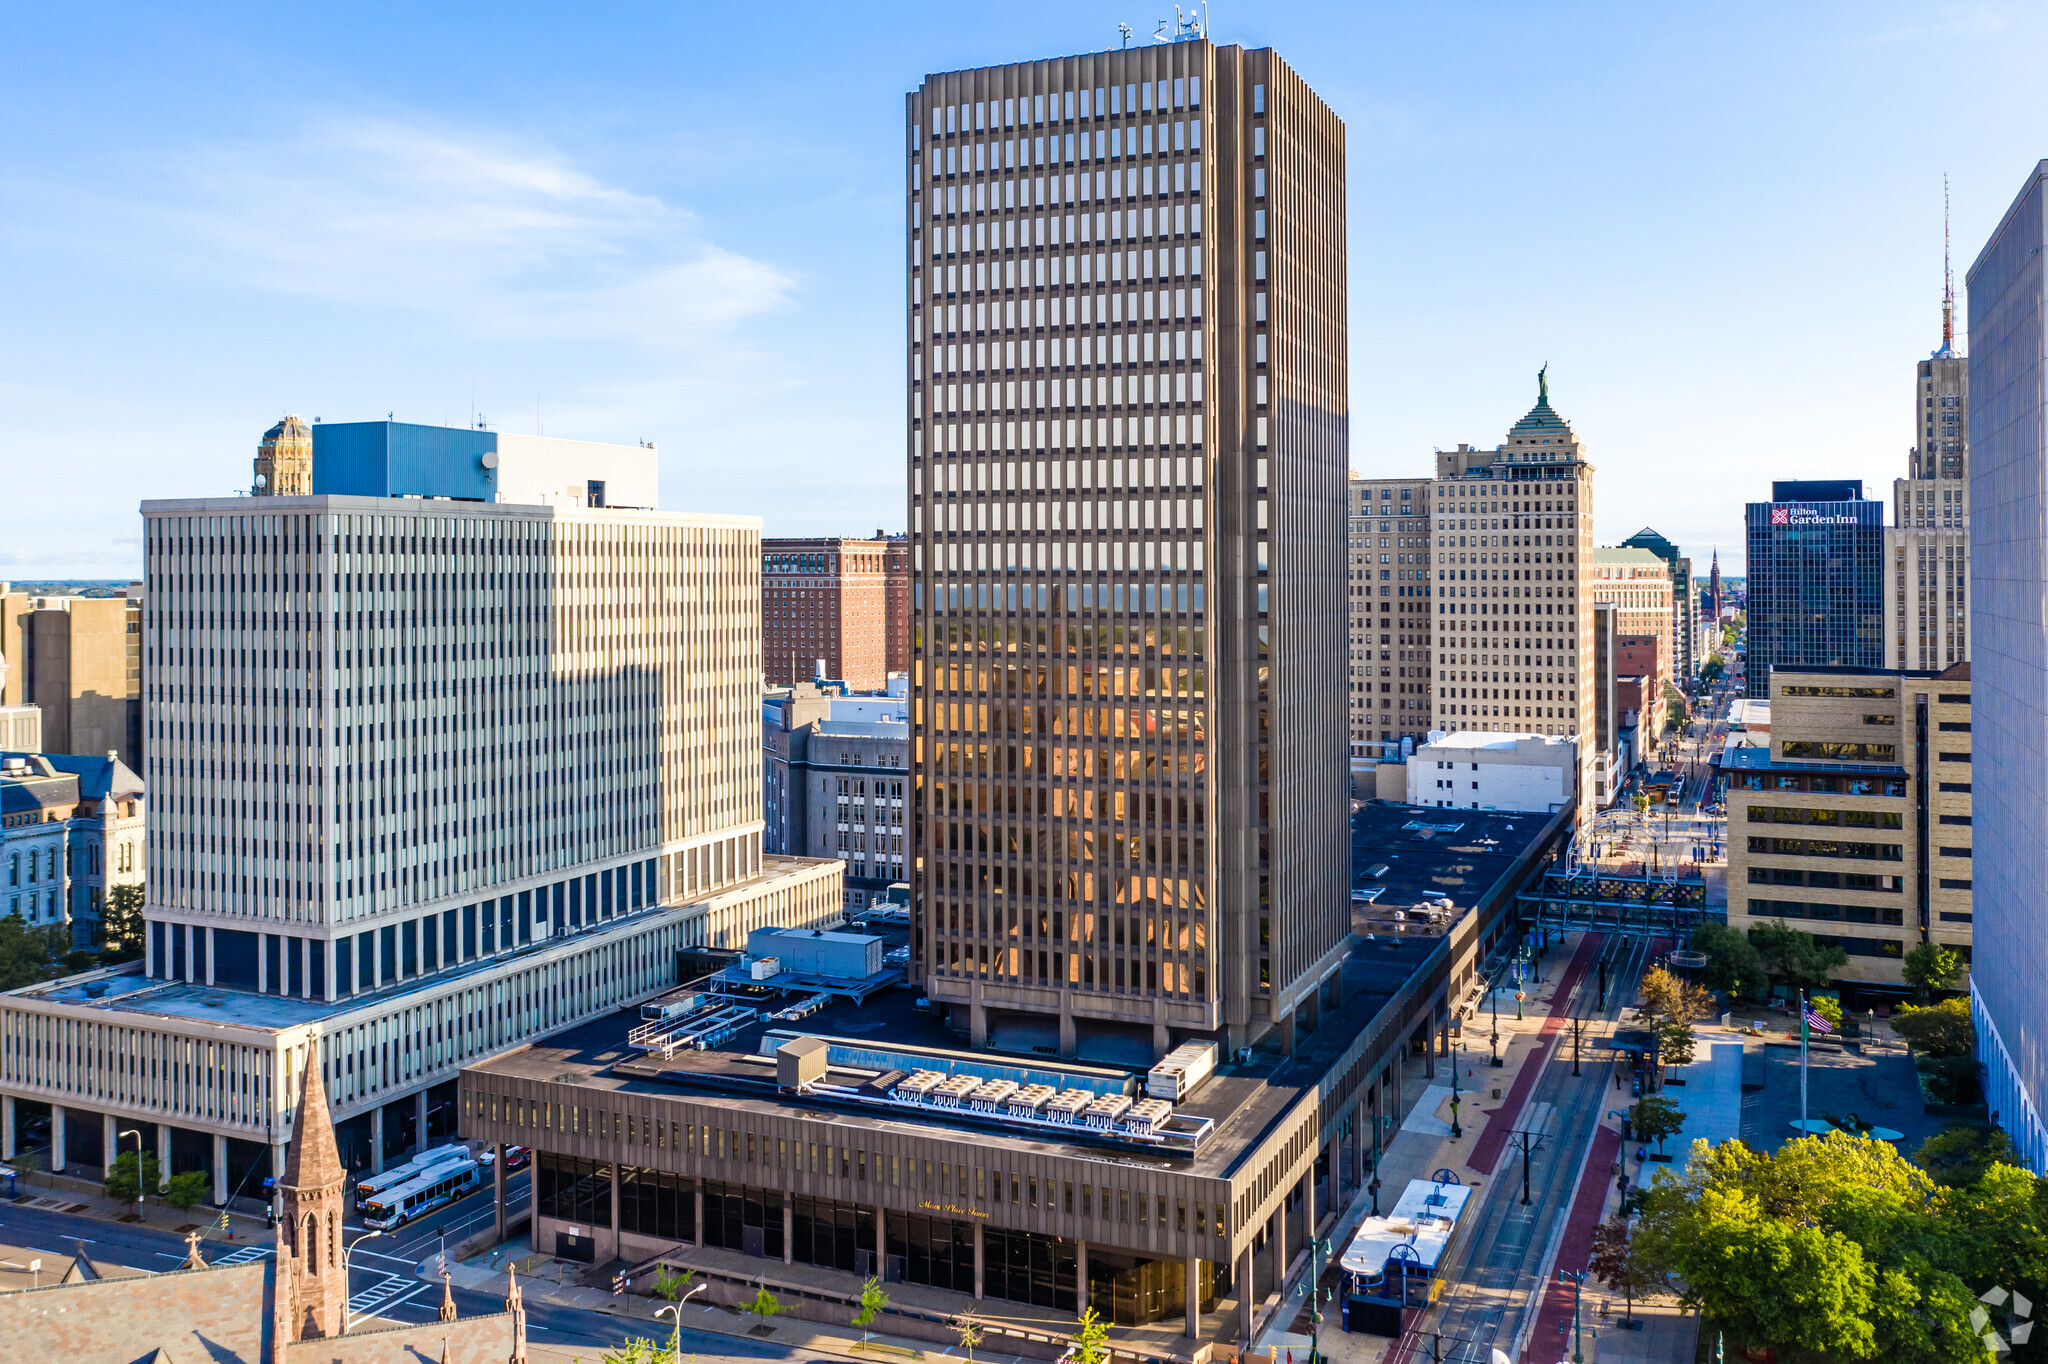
[0,1062,528,1362]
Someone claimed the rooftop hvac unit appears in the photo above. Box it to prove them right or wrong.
[1045,1091,1093,1124]
[750,957,782,981]
[1007,1084,1057,1117]
[969,1078,1020,1112]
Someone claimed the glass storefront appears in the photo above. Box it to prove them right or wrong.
[538,1156,1214,1328]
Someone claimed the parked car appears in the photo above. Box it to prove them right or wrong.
[476,1144,530,1171]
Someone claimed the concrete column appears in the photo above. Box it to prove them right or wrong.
[257,937,267,994]
[271,1139,287,1222]
[1235,1244,1255,1344]
[971,1001,989,1050]
[876,1202,887,1280]
[1,1095,13,1162]
[1424,1018,1437,1080]
[1185,1255,1201,1340]
[1152,1021,1170,1060]
[1277,1008,1296,1055]
[783,1198,794,1265]
[157,1123,171,1191]
[212,1133,228,1207]
[693,1179,704,1247]
[1440,1001,1452,1056]
[1303,1166,1318,1237]
[1076,1238,1088,1310]
[1268,1204,1285,1297]
[1058,1006,1076,1059]
[609,1163,622,1264]
[973,1221,985,1299]
[368,1105,384,1174]
[494,1142,508,1242]
[50,1104,66,1173]
[414,1090,429,1154]
[1350,1098,1366,1188]
[205,927,215,986]
[103,1113,118,1175]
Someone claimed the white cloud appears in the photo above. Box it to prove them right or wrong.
[33,113,796,349]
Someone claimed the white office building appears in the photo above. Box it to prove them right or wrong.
[0,449,841,1201]
[1407,730,1576,813]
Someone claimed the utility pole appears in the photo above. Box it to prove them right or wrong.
[1521,1130,1534,1205]
[1572,1013,1583,1077]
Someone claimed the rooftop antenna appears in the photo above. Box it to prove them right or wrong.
[1940,174,1956,357]
[1119,21,1132,47]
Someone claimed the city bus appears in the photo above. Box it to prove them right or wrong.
[359,1156,482,1230]
[352,1142,472,1204]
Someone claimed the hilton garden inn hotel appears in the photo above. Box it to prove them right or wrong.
[0,424,840,1202]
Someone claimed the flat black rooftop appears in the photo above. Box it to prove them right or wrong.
[468,808,1561,1182]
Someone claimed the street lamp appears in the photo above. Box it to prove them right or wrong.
[656,1282,709,1363]
[1489,972,1503,1067]
[1560,1268,1588,1363]
[341,1230,383,1333]
[1448,1048,1463,1140]
[117,1128,144,1219]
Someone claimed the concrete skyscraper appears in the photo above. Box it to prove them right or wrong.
[1886,221,1972,672]
[904,41,1350,1059]
[1429,372,1597,806]
[1967,159,2048,1173]
[0,430,841,1199]
[1346,472,1433,759]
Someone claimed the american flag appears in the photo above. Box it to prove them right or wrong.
[1804,1005,1835,1035]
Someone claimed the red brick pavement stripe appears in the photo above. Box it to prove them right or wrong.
[1465,932,1605,1175]
[1526,1123,1623,1362]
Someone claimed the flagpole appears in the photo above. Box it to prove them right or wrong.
[1798,988,1808,1129]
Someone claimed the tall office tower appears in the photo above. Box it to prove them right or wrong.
[1966,159,2048,1173]
[1345,474,1433,754]
[1743,480,1885,687]
[763,537,894,690]
[904,43,1349,1058]
[1709,548,1723,627]
[0,431,840,1197]
[1430,373,1595,791]
[0,588,143,768]
[1886,235,1972,671]
[1620,527,1696,683]
[1591,548,1673,663]
[252,413,313,497]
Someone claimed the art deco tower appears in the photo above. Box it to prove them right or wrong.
[903,39,1349,1059]
[253,413,313,496]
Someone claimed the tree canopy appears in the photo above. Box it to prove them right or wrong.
[1630,1131,2048,1363]
[1692,920,1765,998]
[0,913,74,991]
[1891,998,1973,1059]
[1748,921,1848,992]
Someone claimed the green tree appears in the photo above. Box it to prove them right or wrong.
[1630,1131,2007,1364]
[955,1318,983,1364]
[598,1338,664,1364]
[162,1170,211,1212]
[1891,997,1974,1058]
[104,1148,160,1204]
[853,1276,890,1343]
[1656,1017,1697,1071]
[1692,921,1764,999]
[741,1287,784,1324]
[0,912,73,991]
[1901,941,1962,1004]
[102,883,146,961]
[1071,1307,1109,1364]
[1747,920,1848,992]
[651,1265,694,1301]
[1915,1125,2017,1188]
[1809,995,1843,1033]
[1631,1097,1686,1156]
[1587,1213,1657,1326]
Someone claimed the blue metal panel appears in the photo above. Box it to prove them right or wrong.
[312,421,497,500]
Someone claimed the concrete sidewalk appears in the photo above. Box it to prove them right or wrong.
[0,1162,275,1249]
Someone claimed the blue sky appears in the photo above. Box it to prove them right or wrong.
[3,1,2043,577]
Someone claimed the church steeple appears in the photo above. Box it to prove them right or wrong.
[274,1050,347,1347]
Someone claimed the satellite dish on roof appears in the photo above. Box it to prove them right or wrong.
[253,473,267,489]
[480,450,500,470]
